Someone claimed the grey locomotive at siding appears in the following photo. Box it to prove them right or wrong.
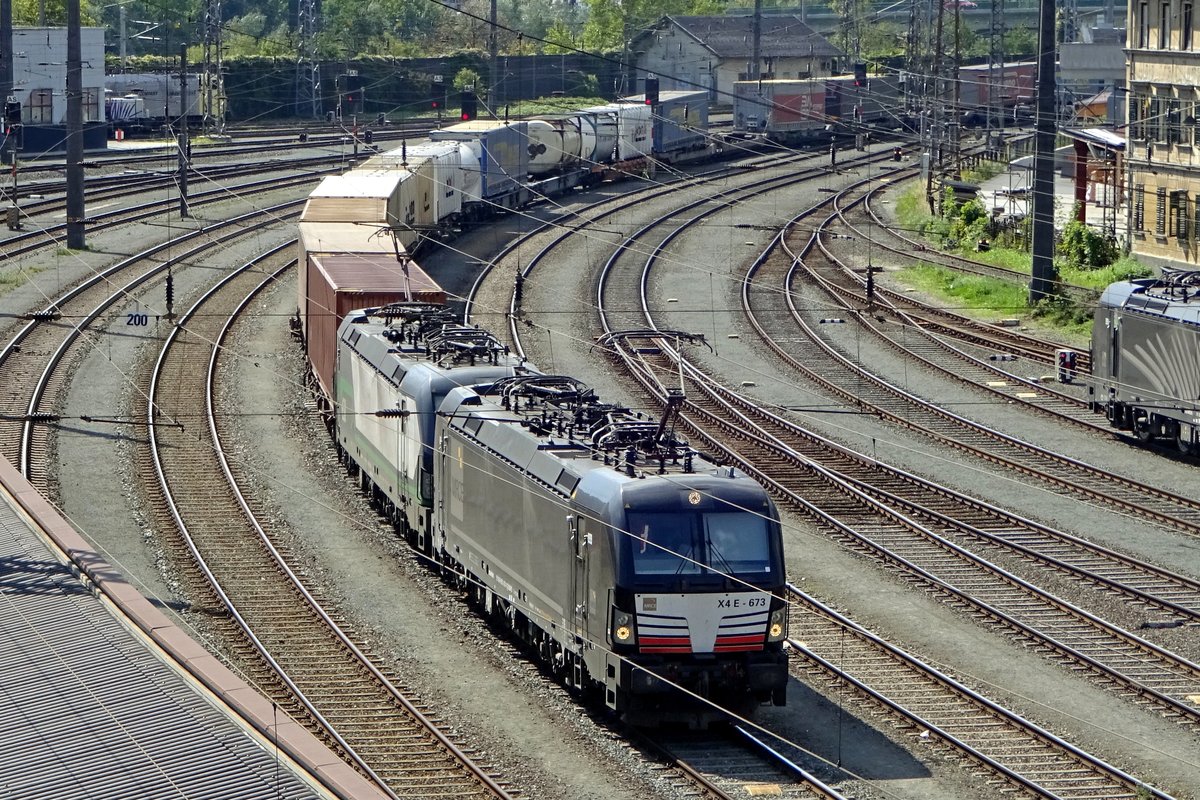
[1089,269,1200,454]
[332,304,790,719]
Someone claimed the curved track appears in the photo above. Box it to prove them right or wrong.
[141,247,516,799]
[479,143,1184,799]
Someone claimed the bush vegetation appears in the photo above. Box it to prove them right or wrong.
[891,184,1151,338]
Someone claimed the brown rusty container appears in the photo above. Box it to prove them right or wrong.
[305,252,446,400]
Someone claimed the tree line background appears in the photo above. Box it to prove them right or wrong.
[17,0,1040,120]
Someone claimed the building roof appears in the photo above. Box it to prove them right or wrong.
[639,15,844,60]
[1063,126,1125,151]
[0,458,385,800]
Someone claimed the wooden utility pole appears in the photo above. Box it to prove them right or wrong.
[66,0,85,250]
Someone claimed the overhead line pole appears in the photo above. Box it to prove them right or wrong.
[66,0,85,250]
[490,0,499,109]
[1029,0,1058,302]
[179,44,189,218]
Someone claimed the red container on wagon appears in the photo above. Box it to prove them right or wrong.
[304,252,446,401]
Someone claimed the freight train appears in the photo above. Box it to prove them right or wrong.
[1088,269,1200,455]
[295,94,791,720]
[300,89,710,266]
[296,90,713,344]
[732,62,1036,143]
[315,300,790,720]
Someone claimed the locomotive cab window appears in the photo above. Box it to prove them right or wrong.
[624,511,775,583]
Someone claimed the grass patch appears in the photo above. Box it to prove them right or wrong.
[1060,255,1152,291]
[893,184,934,234]
[485,96,607,117]
[887,181,1152,341]
[0,265,46,297]
[972,247,1032,273]
[962,159,1006,184]
[899,262,1029,320]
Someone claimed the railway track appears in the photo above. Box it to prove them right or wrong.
[0,200,308,488]
[0,166,332,265]
[135,245,516,799]
[811,177,1099,406]
[752,178,1200,539]
[645,726,851,799]
[618,340,1200,727]
[490,142,1186,797]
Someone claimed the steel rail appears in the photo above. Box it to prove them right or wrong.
[13,201,306,476]
[203,251,515,800]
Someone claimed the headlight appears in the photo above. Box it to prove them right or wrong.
[611,608,636,646]
[767,607,787,642]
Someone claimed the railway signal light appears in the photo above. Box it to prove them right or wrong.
[4,100,20,123]
[5,124,21,149]
[644,76,659,105]
[431,79,445,110]
[460,90,477,121]
[853,63,867,88]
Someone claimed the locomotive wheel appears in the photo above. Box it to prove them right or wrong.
[1179,435,1195,456]
[1134,419,1154,442]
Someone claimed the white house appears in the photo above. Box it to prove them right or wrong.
[632,15,844,104]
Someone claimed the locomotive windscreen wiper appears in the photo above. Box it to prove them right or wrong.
[705,539,735,577]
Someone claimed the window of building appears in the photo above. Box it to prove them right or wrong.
[1135,185,1146,231]
[1171,191,1190,239]
[83,89,100,122]
[1185,1,1195,48]
[1131,93,1147,139]
[28,89,52,123]
[1161,1,1172,47]
[1157,187,1168,235]
[1139,1,1151,46]
[1168,98,1182,144]
[1151,95,1166,141]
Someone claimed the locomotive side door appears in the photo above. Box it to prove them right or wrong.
[569,514,591,640]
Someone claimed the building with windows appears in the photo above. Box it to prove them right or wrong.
[1126,0,1200,265]
[8,27,107,152]
[630,15,843,105]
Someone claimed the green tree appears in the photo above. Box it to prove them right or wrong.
[1058,207,1118,270]
[579,0,710,53]
[543,20,580,54]
[454,67,481,92]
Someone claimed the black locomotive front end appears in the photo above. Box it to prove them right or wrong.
[596,470,790,716]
